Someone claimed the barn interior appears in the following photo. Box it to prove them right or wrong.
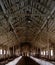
[0,0,55,65]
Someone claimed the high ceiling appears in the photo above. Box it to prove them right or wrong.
[0,0,55,48]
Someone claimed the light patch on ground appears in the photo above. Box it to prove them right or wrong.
[5,56,22,65]
[30,56,54,65]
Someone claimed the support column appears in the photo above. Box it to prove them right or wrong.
[47,22,50,60]
[38,48,41,58]
[53,47,55,60]
[2,49,4,58]
[8,47,10,58]
[5,49,7,58]
[48,49,51,59]
[13,46,15,55]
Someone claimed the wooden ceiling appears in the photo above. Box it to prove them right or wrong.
[0,0,55,48]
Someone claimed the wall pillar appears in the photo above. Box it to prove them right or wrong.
[53,47,55,60]
[13,46,15,55]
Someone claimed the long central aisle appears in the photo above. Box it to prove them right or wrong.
[16,56,40,65]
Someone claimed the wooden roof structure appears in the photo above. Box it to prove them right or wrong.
[0,0,55,49]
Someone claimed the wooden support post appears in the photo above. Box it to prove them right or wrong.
[47,22,50,60]
[53,47,55,60]
[2,49,4,58]
[13,46,15,55]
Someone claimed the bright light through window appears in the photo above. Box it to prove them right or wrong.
[0,49,2,54]
[7,51,10,55]
[44,51,45,55]
[46,51,48,55]
[51,50,53,56]
[7,51,9,54]
[41,51,43,55]
[33,52,36,55]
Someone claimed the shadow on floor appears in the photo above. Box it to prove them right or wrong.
[16,56,40,65]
